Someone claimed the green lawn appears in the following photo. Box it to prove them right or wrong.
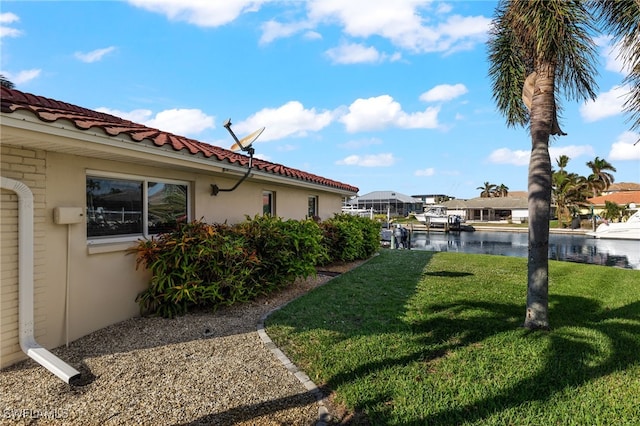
[266,250,640,425]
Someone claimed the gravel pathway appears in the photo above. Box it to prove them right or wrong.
[0,262,365,426]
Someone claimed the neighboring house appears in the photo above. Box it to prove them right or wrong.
[347,190,423,217]
[0,87,358,369]
[601,182,640,195]
[443,195,529,223]
[586,191,640,217]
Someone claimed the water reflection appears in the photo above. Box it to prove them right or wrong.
[409,231,640,270]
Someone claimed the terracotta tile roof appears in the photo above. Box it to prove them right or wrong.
[587,191,640,206]
[1,87,358,193]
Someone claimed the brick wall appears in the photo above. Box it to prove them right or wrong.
[0,145,47,368]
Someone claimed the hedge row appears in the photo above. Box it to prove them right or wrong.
[130,214,381,317]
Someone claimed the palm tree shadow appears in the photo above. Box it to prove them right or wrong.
[417,297,640,425]
[425,271,474,277]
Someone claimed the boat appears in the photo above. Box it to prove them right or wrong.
[414,205,463,229]
[586,208,640,240]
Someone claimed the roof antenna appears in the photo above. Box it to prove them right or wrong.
[211,119,265,196]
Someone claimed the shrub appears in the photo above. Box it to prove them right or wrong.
[321,214,381,262]
[131,221,259,318]
[130,214,378,317]
[234,215,328,290]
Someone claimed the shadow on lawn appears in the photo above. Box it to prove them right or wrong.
[270,252,640,425]
[414,297,640,426]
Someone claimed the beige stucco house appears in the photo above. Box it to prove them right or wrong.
[0,87,358,376]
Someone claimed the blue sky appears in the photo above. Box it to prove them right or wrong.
[2,1,638,199]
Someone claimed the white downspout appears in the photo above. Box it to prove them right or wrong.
[1,176,81,384]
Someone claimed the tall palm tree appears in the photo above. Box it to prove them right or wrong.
[586,156,617,197]
[477,181,497,198]
[488,0,600,330]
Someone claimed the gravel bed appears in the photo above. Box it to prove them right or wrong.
[0,261,366,426]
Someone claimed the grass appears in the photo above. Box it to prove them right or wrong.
[266,250,640,425]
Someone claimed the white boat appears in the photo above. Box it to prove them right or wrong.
[586,209,640,240]
[414,205,463,228]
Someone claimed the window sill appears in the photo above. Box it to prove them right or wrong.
[87,240,139,254]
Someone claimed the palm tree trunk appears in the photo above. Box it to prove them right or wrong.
[524,63,555,330]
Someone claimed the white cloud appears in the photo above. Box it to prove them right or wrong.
[488,145,596,166]
[3,69,41,85]
[339,95,439,132]
[96,107,215,136]
[325,42,387,64]
[235,101,334,141]
[580,85,630,122]
[595,35,629,75]
[414,168,435,176]
[260,1,490,55]
[96,107,153,123]
[336,153,395,167]
[549,145,596,163]
[74,47,116,63]
[311,1,491,54]
[420,83,468,102]
[609,131,640,161]
[0,12,22,38]
[260,20,313,45]
[127,0,266,27]
[146,108,215,135]
[487,148,530,166]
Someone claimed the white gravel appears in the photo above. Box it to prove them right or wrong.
[0,268,362,426]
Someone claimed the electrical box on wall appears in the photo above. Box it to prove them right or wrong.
[53,207,84,225]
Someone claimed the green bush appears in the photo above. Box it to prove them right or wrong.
[131,221,259,318]
[235,215,328,290]
[130,214,378,317]
[321,214,381,262]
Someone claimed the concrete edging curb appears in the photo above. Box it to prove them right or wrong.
[257,308,331,426]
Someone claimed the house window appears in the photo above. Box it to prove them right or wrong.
[308,195,318,218]
[86,174,189,240]
[263,191,275,216]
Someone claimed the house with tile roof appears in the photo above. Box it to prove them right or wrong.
[586,191,640,217]
[0,87,358,369]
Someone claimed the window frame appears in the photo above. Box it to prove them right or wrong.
[308,195,318,218]
[262,190,275,216]
[86,170,190,244]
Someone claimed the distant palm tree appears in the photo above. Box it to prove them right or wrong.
[586,156,617,197]
[489,0,638,330]
[555,155,570,173]
[553,171,589,227]
[477,182,497,198]
[496,183,509,197]
[0,75,14,89]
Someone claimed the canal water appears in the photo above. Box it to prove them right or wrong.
[404,230,640,270]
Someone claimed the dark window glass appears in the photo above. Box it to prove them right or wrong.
[308,196,318,217]
[86,177,143,238]
[263,191,274,215]
[148,182,188,234]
